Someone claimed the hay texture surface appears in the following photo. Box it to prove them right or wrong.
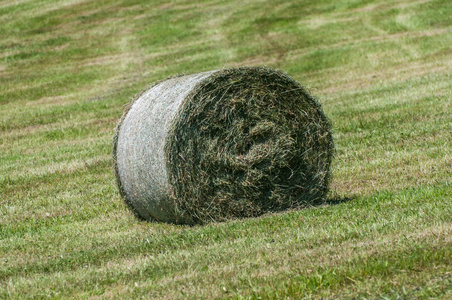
[114,67,334,224]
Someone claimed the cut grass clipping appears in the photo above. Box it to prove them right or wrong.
[113,67,334,224]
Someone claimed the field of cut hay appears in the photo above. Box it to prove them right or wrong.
[1,0,451,298]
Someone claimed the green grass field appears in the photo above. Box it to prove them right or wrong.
[1,0,451,298]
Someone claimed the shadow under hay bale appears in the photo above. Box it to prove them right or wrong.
[113,67,334,225]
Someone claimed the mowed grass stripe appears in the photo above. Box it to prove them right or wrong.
[2,201,450,298]
[1,183,450,286]
[247,234,452,299]
[1,158,114,223]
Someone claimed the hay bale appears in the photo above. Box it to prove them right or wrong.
[113,67,334,224]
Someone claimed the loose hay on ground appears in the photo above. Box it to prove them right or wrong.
[113,67,334,224]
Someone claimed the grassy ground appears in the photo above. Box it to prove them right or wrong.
[1,0,451,298]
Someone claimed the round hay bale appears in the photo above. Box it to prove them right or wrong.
[113,67,334,224]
